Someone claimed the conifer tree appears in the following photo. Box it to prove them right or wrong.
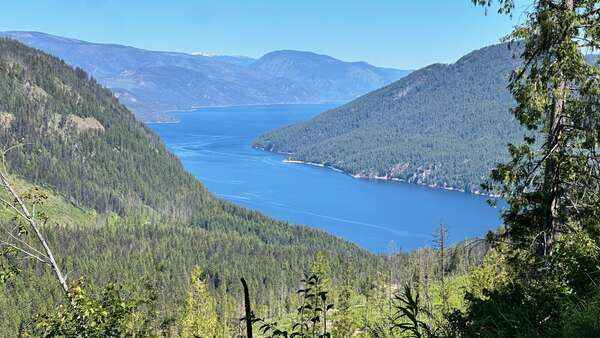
[454,0,600,334]
[310,252,332,289]
[475,0,600,275]
[179,267,226,338]
[332,264,356,337]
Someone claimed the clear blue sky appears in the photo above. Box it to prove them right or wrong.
[0,0,529,69]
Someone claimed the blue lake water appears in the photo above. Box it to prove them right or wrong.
[150,103,502,252]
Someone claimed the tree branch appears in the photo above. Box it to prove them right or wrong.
[0,240,49,265]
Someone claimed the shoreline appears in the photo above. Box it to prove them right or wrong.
[277,153,494,197]
[144,101,343,124]
[165,101,343,114]
[144,120,180,125]
[283,159,345,174]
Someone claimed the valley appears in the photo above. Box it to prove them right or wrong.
[2,0,600,335]
[151,104,502,251]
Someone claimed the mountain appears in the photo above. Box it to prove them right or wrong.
[208,54,257,66]
[0,31,410,123]
[0,31,316,122]
[251,50,412,101]
[0,38,379,333]
[190,52,257,66]
[254,43,525,193]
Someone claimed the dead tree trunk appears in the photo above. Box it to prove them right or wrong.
[241,278,253,338]
[0,154,70,300]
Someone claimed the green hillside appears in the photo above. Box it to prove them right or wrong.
[0,38,380,333]
[254,43,524,193]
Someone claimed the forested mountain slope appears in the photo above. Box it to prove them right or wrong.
[255,43,524,193]
[0,38,380,332]
[0,31,410,122]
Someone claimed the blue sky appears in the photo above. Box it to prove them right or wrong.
[0,0,527,69]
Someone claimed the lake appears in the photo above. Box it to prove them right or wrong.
[150,103,502,252]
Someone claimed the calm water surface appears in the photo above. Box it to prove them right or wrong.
[150,103,502,252]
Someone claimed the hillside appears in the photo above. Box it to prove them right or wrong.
[0,38,380,333]
[251,50,411,101]
[0,31,315,122]
[0,31,410,122]
[254,43,524,193]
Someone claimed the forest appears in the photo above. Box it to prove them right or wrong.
[253,43,522,193]
[0,37,382,335]
[254,38,596,194]
[2,0,600,337]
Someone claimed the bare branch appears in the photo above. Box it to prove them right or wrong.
[2,229,50,261]
[0,240,49,265]
[0,197,29,220]
[1,143,32,157]
[0,155,71,297]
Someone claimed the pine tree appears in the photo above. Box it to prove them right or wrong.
[433,224,449,314]
[475,0,600,276]
[310,252,332,289]
[332,264,356,337]
[179,267,226,338]
[453,0,600,335]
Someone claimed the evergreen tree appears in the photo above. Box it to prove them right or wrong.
[332,264,356,337]
[310,252,332,290]
[179,267,226,338]
[452,0,600,335]
[476,0,600,268]
[433,224,449,314]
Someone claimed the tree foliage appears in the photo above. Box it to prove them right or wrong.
[26,279,162,338]
[179,267,227,338]
[450,0,600,335]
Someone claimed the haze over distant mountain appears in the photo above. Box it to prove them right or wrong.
[255,44,524,193]
[251,50,411,101]
[207,54,257,66]
[0,31,410,122]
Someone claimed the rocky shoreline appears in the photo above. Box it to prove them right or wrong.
[278,155,492,196]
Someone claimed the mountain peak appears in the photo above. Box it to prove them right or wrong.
[259,50,339,61]
[191,51,214,57]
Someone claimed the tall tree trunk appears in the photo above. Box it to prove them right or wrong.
[539,0,573,258]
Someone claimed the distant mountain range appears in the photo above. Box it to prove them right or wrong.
[0,31,410,122]
[251,50,411,102]
[254,43,524,193]
[205,54,257,66]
